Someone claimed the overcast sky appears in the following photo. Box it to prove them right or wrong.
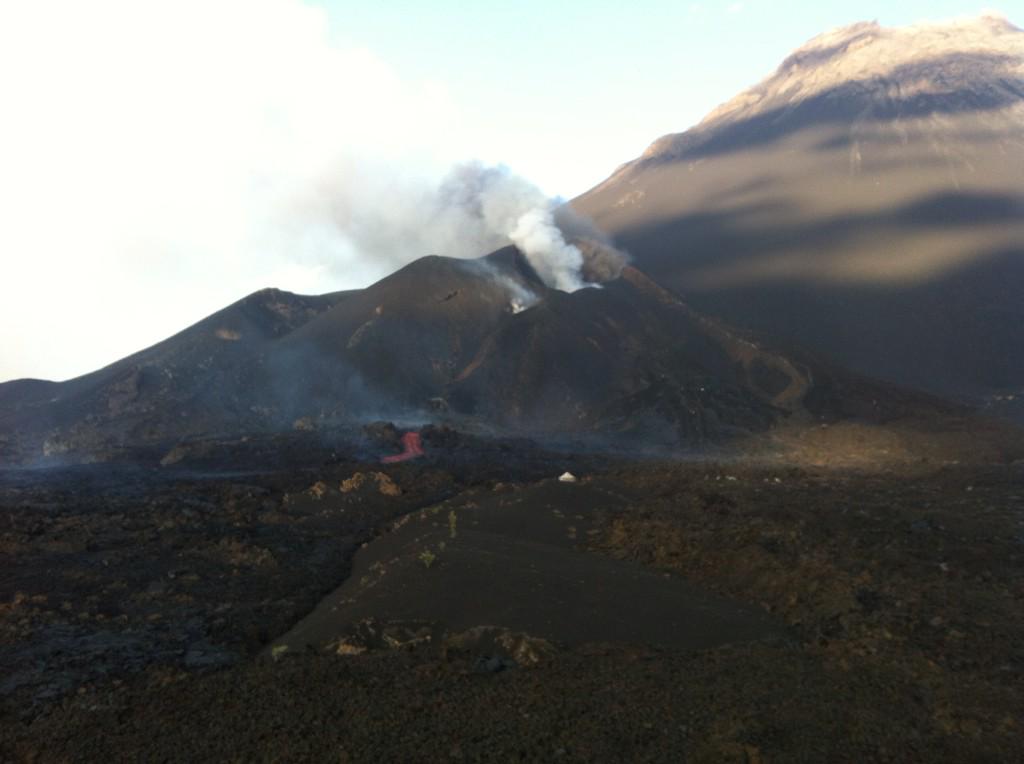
[0,0,1013,383]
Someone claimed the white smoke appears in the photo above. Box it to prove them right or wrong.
[435,162,588,291]
[304,160,626,293]
[0,0,627,383]
[509,209,586,291]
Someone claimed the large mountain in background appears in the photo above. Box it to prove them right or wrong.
[573,15,1024,417]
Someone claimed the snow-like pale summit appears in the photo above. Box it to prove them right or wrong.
[640,14,1024,162]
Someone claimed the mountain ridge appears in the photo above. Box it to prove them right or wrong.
[573,15,1024,412]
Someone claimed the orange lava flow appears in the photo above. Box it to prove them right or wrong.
[381,431,425,463]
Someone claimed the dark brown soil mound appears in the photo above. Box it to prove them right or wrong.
[272,480,785,657]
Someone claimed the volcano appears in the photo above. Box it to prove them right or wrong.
[572,15,1024,417]
[0,245,968,465]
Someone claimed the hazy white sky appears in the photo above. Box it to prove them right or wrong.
[0,0,1013,382]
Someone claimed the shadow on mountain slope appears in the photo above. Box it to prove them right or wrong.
[610,192,1024,400]
[573,19,1024,411]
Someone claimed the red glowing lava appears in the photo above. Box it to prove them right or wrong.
[381,431,424,463]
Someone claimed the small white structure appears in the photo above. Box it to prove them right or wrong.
[558,472,577,483]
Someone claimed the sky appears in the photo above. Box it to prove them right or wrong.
[0,0,1014,383]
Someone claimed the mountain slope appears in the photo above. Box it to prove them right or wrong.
[0,248,963,464]
[0,288,350,461]
[573,15,1024,411]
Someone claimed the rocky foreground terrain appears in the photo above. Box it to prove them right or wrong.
[2,425,1022,762]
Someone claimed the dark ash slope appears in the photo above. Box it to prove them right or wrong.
[0,246,961,464]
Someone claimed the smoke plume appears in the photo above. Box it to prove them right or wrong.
[306,160,628,293]
[0,0,628,383]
